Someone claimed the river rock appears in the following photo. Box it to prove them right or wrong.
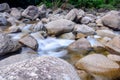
[81,16,93,24]
[0,32,21,55]
[65,9,78,21]
[0,56,80,80]
[77,70,92,80]
[107,54,120,65]
[59,32,75,40]
[75,54,120,80]
[0,3,10,12]
[0,16,7,26]
[0,48,38,67]
[22,6,39,20]
[96,30,117,38]
[38,4,47,18]
[105,36,120,55]
[68,38,91,54]
[101,10,120,30]
[73,24,95,36]
[45,19,75,36]
[10,8,22,19]
[19,35,38,50]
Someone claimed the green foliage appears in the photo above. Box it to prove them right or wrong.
[14,0,120,9]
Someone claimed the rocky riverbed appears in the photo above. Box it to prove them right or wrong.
[0,3,120,80]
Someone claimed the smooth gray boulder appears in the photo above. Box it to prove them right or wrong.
[0,56,80,80]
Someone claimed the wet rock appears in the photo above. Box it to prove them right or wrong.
[65,9,77,21]
[0,16,7,26]
[0,56,80,80]
[0,48,38,67]
[75,33,86,39]
[105,36,120,55]
[59,32,75,40]
[45,19,75,36]
[96,30,117,38]
[19,35,38,50]
[73,24,95,36]
[101,10,120,30]
[22,6,39,20]
[77,70,92,80]
[87,36,105,52]
[0,3,10,12]
[68,38,91,54]
[0,32,21,56]
[75,54,120,80]
[10,8,22,19]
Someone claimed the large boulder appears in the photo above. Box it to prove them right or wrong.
[75,54,120,80]
[0,56,80,80]
[0,32,21,56]
[22,6,39,20]
[45,19,75,36]
[101,10,120,30]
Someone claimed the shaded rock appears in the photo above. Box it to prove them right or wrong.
[45,19,75,36]
[0,48,38,67]
[81,16,93,24]
[10,8,22,19]
[73,24,95,36]
[7,17,22,25]
[19,35,38,50]
[77,70,92,80]
[65,9,77,21]
[59,32,75,40]
[75,33,86,39]
[75,54,120,80]
[22,6,39,20]
[76,9,85,20]
[96,30,116,38]
[101,10,120,30]
[0,56,80,80]
[0,16,7,26]
[0,3,10,12]
[105,36,120,55]
[0,32,21,55]
[38,4,47,18]
[68,38,91,54]
[7,24,21,33]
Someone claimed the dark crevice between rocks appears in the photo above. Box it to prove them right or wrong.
[0,48,22,60]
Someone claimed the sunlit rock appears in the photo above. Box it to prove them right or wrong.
[45,19,75,36]
[68,38,91,54]
[19,35,38,50]
[75,54,120,80]
[105,36,120,55]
